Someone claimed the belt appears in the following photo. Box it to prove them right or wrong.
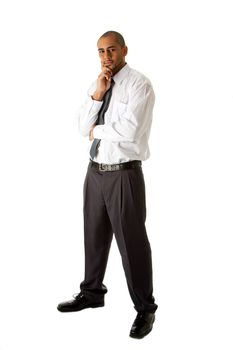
[90,159,142,172]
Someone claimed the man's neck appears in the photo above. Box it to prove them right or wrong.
[113,62,127,76]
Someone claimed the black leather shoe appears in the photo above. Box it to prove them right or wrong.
[129,311,155,339]
[57,292,104,312]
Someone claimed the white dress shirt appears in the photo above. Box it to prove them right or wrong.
[78,64,155,164]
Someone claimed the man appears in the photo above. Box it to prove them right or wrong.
[57,30,158,339]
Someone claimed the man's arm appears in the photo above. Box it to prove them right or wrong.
[78,93,102,137]
[78,66,113,137]
[93,81,155,142]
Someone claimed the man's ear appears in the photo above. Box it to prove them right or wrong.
[122,46,128,57]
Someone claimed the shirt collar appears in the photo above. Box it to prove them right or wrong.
[113,63,130,85]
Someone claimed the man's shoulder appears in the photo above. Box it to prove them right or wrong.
[127,66,153,87]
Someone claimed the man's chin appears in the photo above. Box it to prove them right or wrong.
[104,63,114,69]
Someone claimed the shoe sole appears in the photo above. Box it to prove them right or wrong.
[57,302,104,313]
[130,325,153,339]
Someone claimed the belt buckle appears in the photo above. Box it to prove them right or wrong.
[99,163,108,172]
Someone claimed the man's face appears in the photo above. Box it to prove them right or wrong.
[97,35,127,75]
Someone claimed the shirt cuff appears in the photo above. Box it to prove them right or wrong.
[87,96,103,114]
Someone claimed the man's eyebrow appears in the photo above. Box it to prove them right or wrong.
[98,46,117,51]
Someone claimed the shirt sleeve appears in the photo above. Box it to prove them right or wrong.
[78,81,103,137]
[93,80,155,142]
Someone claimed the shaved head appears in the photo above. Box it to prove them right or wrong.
[98,31,126,47]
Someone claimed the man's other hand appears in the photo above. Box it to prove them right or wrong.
[89,126,95,141]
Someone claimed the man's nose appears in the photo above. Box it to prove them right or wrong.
[104,50,111,59]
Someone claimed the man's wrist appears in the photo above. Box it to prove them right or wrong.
[92,91,105,101]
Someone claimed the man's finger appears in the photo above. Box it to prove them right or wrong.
[103,67,113,75]
[103,73,112,81]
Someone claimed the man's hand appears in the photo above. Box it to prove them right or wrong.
[89,126,95,141]
[92,66,113,101]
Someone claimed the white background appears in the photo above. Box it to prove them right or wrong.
[0,0,233,349]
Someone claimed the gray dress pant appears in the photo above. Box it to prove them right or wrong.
[80,162,157,313]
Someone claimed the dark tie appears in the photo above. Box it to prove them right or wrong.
[90,79,115,159]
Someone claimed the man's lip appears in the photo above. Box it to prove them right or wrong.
[105,61,113,65]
